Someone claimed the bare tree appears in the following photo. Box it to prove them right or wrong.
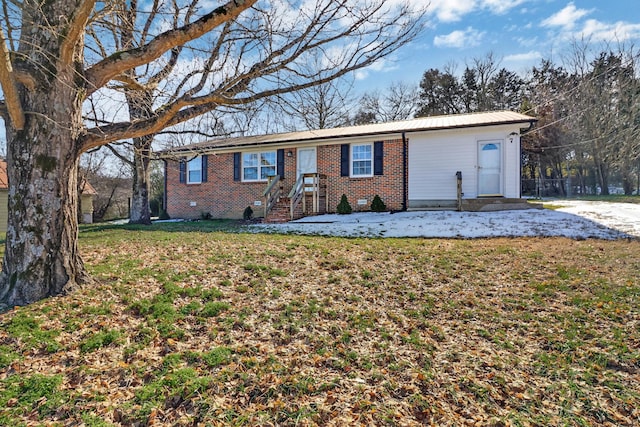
[0,0,427,307]
[354,81,418,124]
[275,76,353,130]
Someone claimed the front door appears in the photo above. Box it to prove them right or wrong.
[297,148,317,190]
[478,141,502,196]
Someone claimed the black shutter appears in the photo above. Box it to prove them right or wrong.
[179,158,186,183]
[201,155,208,182]
[233,152,241,181]
[277,149,285,180]
[340,144,349,177]
[374,141,384,176]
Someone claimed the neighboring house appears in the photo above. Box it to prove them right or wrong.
[159,111,536,222]
[79,179,97,224]
[0,160,96,233]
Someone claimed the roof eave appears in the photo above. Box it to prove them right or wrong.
[157,117,537,158]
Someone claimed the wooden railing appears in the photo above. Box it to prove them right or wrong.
[288,174,305,220]
[262,174,282,218]
[288,173,327,220]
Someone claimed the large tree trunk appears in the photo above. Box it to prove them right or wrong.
[0,83,90,307]
[127,91,155,225]
[129,137,153,225]
[0,0,89,308]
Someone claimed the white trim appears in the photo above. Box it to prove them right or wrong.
[241,150,277,182]
[477,140,503,196]
[350,142,373,178]
[187,156,202,184]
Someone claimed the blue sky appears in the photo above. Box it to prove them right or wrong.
[353,0,640,94]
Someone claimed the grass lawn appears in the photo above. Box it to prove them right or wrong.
[0,224,639,426]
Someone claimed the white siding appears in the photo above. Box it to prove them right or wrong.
[408,125,523,202]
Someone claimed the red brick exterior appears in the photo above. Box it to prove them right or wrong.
[165,138,405,219]
[318,139,405,214]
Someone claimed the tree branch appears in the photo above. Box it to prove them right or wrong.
[60,0,96,65]
[0,28,24,130]
[85,0,256,95]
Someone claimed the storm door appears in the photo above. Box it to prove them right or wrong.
[478,141,502,196]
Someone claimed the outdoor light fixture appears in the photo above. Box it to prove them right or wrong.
[287,150,293,157]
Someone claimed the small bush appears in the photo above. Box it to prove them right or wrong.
[370,195,387,212]
[158,208,170,220]
[200,212,212,220]
[243,206,254,220]
[336,194,352,214]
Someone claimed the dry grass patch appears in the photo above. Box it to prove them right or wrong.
[1,227,639,426]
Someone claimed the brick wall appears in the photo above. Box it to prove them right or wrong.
[165,139,405,219]
[318,139,405,213]
[165,151,298,219]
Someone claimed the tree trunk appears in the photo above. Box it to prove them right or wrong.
[0,77,89,308]
[126,88,155,225]
[0,0,90,308]
[129,137,153,225]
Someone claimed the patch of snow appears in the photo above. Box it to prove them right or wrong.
[251,200,639,240]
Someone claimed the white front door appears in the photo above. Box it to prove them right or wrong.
[478,141,502,196]
[297,148,317,190]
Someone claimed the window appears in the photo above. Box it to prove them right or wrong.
[187,156,202,184]
[242,151,276,181]
[351,143,373,177]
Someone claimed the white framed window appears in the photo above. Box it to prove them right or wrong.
[242,151,277,181]
[351,143,373,177]
[187,156,202,184]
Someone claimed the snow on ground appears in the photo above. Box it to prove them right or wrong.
[251,200,640,240]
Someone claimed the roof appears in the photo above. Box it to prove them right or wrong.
[80,179,98,196]
[160,110,536,156]
[0,159,97,195]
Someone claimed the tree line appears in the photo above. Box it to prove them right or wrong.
[211,45,639,197]
[348,47,640,197]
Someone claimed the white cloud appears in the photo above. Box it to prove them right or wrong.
[541,2,592,30]
[428,0,476,23]
[504,50,542,63]
[354,70,369,81]
[481,0,529,15]
[540,3,640,45]
[427,0,531,23]
[434,27,484,48]
[516,36,539,48]
[579,19,640,43]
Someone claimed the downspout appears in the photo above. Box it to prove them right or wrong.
[402,132,408,211]
[518,134,522,199]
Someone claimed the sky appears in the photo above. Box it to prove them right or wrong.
[352,0,640,94]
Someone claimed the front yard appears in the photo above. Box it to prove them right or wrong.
[1,226,639,426]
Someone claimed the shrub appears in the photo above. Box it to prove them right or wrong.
[158,208,170,220]
[370,195,387,212]
[336,194,352,214]
[243,206,254,220]
[200,212,212,220]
